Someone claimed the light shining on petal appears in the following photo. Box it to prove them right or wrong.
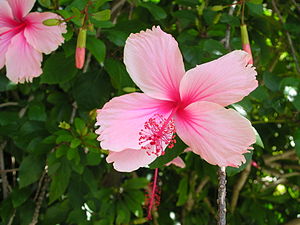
[124,26,185,102]
[7,0,35,20]
[6,32,42,83]
[24,12,66,54]
[95,93,174,152]
[180,50,258,107]
[175,101,256,167]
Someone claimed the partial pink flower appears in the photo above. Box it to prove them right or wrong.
[242,43,253,65]
[0,0,66,83]
[95,26,258,172]
[165,157,185,168]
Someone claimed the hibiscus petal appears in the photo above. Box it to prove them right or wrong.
[5,32,42,83]
[124,26,185,101]
[7,0,35,20]
[0,1,18,27]
[0,27,16,69]
[24,12,66,54]
[165,157,185,168]
[180,50,258,107]
[175,101,255,167]
[106,149,157,172]
[95,93,174,152]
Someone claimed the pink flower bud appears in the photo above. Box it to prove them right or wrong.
[241,24,253,65]
[242,43,253,65]
[75,28,87,69]
[251,161,259,168]
[75,47,85,69]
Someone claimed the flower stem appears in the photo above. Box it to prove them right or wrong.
[147,168,159,220]
[217,166,227,225]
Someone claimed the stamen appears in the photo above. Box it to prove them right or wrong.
[139,114,176,156]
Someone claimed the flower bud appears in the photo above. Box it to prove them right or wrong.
[76,47,86,69]
[75,28,87,69]
[43,18,61,26]
[241,24,253,64]
[211,5,225,11]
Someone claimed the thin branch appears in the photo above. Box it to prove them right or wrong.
[230,163,251,212]
[69,102,78,124]
[271,0,300,74]
[33,171,47,202]
[0,102,18,108]
[0,168,19,173]
[196,176,210,195]
[204,197,217,218]
[264,150,296,165]
[29,175,49,225]
[221,2,237,50]
[0,141,9,199]
[7,210,16,225]
[186,175,210,212]
[217,167,227,225]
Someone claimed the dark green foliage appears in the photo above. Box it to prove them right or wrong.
[1,0,300,225]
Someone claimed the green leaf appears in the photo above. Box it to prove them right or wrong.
[105,30,128,46]
[11,188,31,208]
[56,144,69,158]
[249,0,263,4]
[0,75,16,92]
[104,58,135,92]
[49,161,71,203]
[139,2,167,20]
[56,134,73,144]
[220,14,240,27]
[86,151,102,166]
[70,138,81,148]
[40,52,78,84]
[176,177,188,206]
[263,72,281,92]
[19,155,44,188]
[95,0,112,9]
[28,103,47,121]
[74,118,86,135]
[254,128,264,148]
[42,201,70,225]
[67,147,80,163]
[123,193,143,217]
[38,0,52,8]
[123,178,148,190]
[292,94,300,110]
[72,71,112,110]
[246,2,264,17]
[116,201,130,225]
[92,9,111,21]
[86,37,106,64]
[294,129,300,157]
[149,137,186,169]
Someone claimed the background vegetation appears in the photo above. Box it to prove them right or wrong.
[0,0,300,224]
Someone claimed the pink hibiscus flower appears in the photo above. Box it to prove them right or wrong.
[0,0,66,83]
[95,26,258,172]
